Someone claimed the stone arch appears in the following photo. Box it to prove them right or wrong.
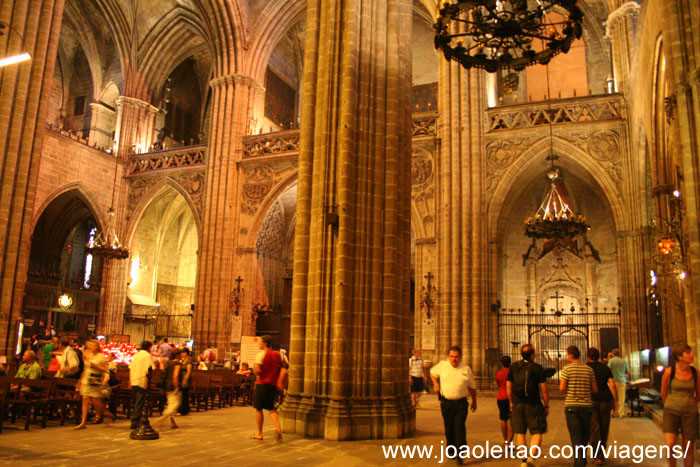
[100,81,121,108]
[245,171,299,249]
[138,6,214,99]
[126,178,202,246]
[488,136,624,244]
[63,0,105,100]
[32,183,106,233]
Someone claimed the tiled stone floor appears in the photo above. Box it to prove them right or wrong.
[0,395,679,466]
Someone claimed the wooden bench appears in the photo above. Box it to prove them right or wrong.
[7,378,54,430]
[49,378,81,426]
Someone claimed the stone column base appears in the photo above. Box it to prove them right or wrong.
[280,393,415,440]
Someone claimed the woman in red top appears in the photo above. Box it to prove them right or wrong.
[496,355,513,444]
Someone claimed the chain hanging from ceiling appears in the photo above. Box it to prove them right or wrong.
[434,0,584,73]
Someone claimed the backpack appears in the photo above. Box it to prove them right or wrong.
[669,365,698,394]
[74,348,84,378]
[511,360,539,399]
[108,369,119,387]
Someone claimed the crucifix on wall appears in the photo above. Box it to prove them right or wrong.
[420,272,437,319]
[229,276,245,316]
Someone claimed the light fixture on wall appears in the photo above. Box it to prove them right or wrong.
[0,22,31,68]
[434,0,584,73]
[58,293,73,310]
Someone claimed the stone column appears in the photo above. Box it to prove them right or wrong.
[605,1,641,95]
[616,230,652,354]
[88,102,117,150]
[0,0,65,355]
[280,0,414,440]
[436,58,488,373]
[193,74,264,355]
[114,96,157,156]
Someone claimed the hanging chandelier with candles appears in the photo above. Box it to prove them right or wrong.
[85,208,130,260]
[524,166,589,240]
[434,0,584,73]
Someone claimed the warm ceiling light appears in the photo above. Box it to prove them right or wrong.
[0,52,30,67]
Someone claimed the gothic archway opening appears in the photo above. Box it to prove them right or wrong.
[127,187,198,344]
[159,58,205,148]
[497,164,620,380]
[253,184,297,350]
[25,189,103,342]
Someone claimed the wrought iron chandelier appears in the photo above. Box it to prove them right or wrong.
[524,166,589,239]
[434,0,584,73]
[85,208,130,260]
[86,148,130,260]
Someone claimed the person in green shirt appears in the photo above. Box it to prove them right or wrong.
[42,336,58,368]
[11,350,42,392]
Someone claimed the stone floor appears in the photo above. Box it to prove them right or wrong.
[0,395,679,466]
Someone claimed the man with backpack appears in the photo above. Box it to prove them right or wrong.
[507,344,549,467]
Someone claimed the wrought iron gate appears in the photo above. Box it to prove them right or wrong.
[498,309,622,382]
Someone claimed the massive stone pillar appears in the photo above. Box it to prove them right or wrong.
[281,0,414,440]
[193,74,264,353]
[0,0,65,355]
[666,0,700,349]
[605,2,641,95]
[435,58,488,373]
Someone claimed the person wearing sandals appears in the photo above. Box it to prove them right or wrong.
[75,339,114,429]
[661,342,700,467]
[251,335,287,441]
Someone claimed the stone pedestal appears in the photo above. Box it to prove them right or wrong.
[280,0,415,440]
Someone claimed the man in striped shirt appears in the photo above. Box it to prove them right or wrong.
[560,345,598,467]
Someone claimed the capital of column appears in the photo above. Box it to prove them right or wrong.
[605,1,641,36]
[115,95,158,114]
[209,74,265,95]
[89,102,116,114]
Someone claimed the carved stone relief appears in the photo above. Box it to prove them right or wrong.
[255,201,284,259]
[412,149,433,192]
[126,170,205,221]
[484,137,537,192]
[564,130,623,183]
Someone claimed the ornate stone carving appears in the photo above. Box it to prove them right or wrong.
[243,131,300,158]
[486,95,623,132]
[565,130,623,183]
[412,113,438,138]
[484,137,537,192]
[126,170,205,220]
[255,201,284,259]
[175,171,206,216]
[127,177,159,214]
[126,145,206,176]
[412,149,433,188]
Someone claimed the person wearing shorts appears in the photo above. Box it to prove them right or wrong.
[496,355,513,444]
[409,349,427,408]
[661,342,700,467]
[251,335,287,441]
[507,344,549,467]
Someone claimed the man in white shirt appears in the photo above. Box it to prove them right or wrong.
[56,339,80,378]
[430,346,477,464]
[130,341,154,430]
